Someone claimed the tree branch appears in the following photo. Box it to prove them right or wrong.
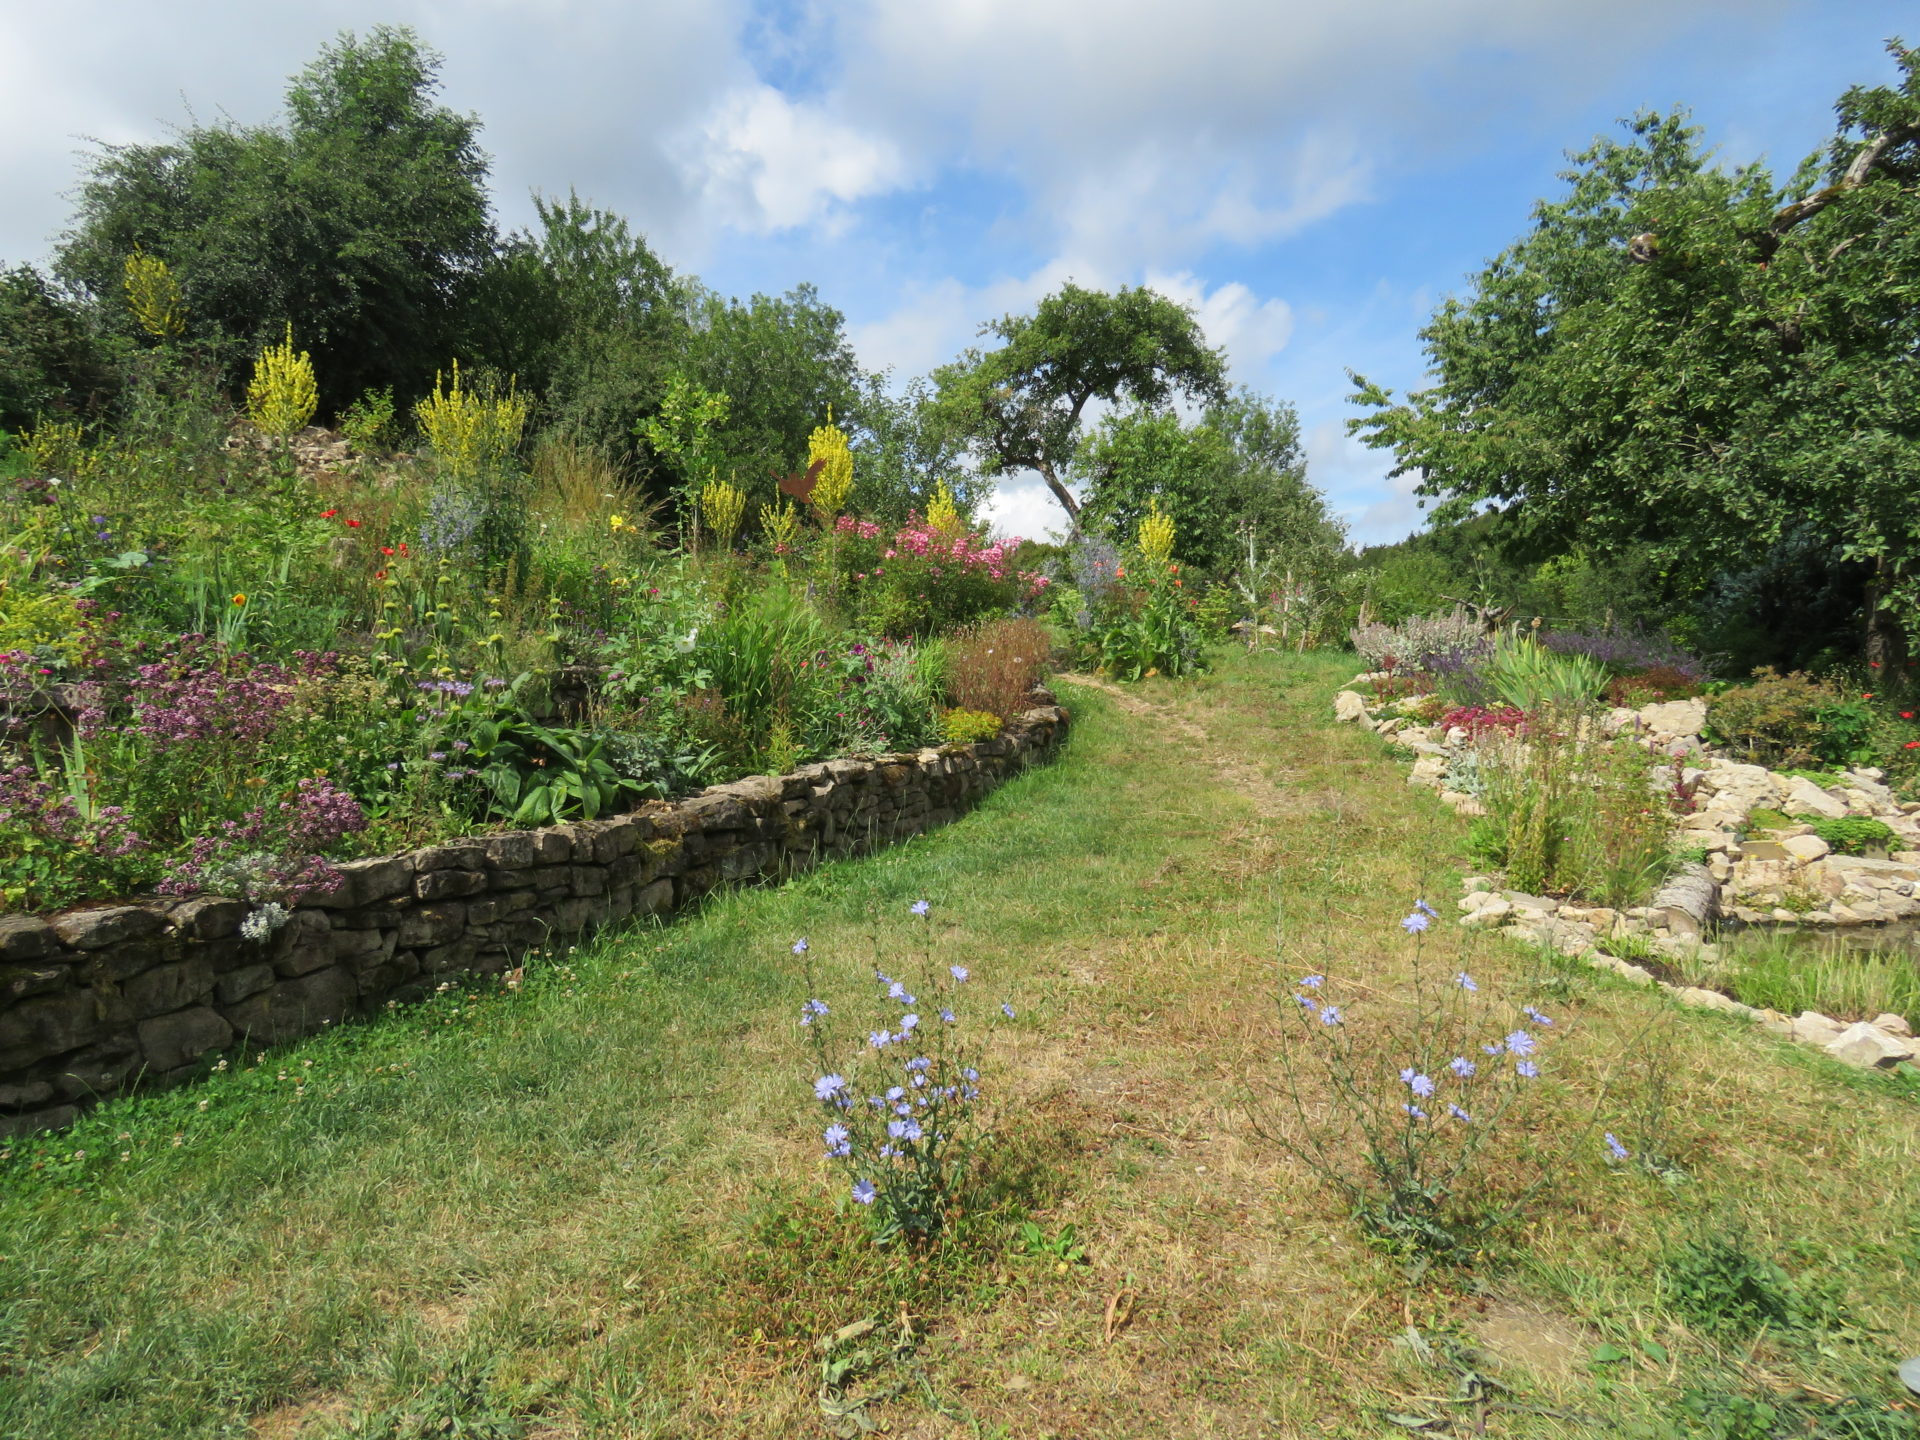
[1756,122,1920,258]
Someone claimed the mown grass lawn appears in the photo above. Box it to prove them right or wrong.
[4,649,1918,1439]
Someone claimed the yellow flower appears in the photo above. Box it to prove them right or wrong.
[231,593,248,606]
[926,480,962,535]
[806,405,854,518]
[246,324,318,438]
[1137,498,1176,565]
[123,250,185,338]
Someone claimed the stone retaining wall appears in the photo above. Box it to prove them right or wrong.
[0,705,1070,1136]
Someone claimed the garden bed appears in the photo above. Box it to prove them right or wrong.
[0,703,1067,1137]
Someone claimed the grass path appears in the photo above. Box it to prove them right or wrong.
[3,651,1918,1439]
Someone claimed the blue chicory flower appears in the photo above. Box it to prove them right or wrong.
[851,1179,877,1205]
[792,938,809,955]
[1403,1104,1428,1120]
[1448,1056,1476,1078]
[910,899,930,916]
[1456,972,1478,992]
[1447,1103,1473,1123]
[1506,1030,1537,1057]
[869,1030,893,1049]
[950,965,969,982]
[823,1123,851,1157]
[1001,1002,1016,1019]
[940,1007,956,1024]
[1605,1133,1629,1162]
[1401,911,1431,934]
[1299,974,1325,989]
[1483,1040,1505,1056]
[1320,1006,1342,1026]
[1523,1006,1553,1026]
[900,1013,919,1033]
[1416,899,1438,918]
[814,1074,846,1101]
[1406,1072,1435,1098]
[1515,1059,1539,1079]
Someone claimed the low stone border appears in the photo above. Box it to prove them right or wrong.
[1332,682,1920,1073]
[0,705,1070,1136]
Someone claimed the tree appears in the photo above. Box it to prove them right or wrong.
[0,266,125,431]
[930,283,1228,530]
[1078,388,1339,570]
[57,26,495,411]
[675,283,861,502]
[467,192,683,460]
[1074,389,1342,571]
[1350,42,1920,663]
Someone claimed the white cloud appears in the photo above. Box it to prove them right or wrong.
[1145,270,1294,374]
[982,472,1071,546]
[675,84,908,234]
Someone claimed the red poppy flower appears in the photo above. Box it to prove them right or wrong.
[1870,661,1882,668]
[1863,693,1873,700]
[346,519,361,528]
[1903,712,1915,720]
[381,546,394,556]
[319,509,338,519]
[399,542,409,556]
[1907,740,1920,750]
[374,570,387,581]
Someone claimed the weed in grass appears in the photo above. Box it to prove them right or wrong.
[1695,931,1920,1030]
[1250,899,1598,1266]
[800,900,1012,1250]
[1659,1224,1845,1339]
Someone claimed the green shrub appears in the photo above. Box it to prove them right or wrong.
[1481,634,1608,714]
[939,708,1002,744]
[1707,668,1859,768]
[1803,816,1896,856]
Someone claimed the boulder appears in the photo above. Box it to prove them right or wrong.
[1638,698,1707,738]
[1333,691,1370,723]
[1824,1021,1915,1069]
[1781,834,1831,864]
[1783,776,1849,821]
[1789,1011,1846,1047]
[1408,755,1447,789]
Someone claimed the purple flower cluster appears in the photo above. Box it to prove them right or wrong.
[158,776,367,906]
[0,762,146,859]
[1537,627,1703,680]
[101,638,300,750]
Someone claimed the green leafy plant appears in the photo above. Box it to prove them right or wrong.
[939,708,1003,744]
[1481,634,1607,714]
[1803,815,1897,856]
[1015,1221,1087,1266]
[462,717,637,825]
[1707,669,1852,769]
[1659,1225,1843,1338]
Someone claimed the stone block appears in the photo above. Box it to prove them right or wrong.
[222,967,357,1046]
[329,926,390,961]
[468,892,536,926]
[52,1038,141,1099]
[532,830,571,865]
[0,989,116,1069]
[568,866,607,897]
[51,905,164,951]
[1824,1021,1914,1069]
[214,963,276,1006]
[311,856,414,909]
[1783,776,1849,821]
[397,903,465,949]
[411,842,486,873]
[552,895,609,934]
[0,914,59,960]
[136,1007,233,1072]
[415,868,487,901]
[1872,1012,1913,1037]
[0,1105,78,1139]
[483,833,538,869]
[123,959,216,1015]
[269,910,336,978]
[421,937,480,974]
[1782,834,1831,864]
[0,963,67,1002]
[0,1079,55,1108]
[168,896,248,941]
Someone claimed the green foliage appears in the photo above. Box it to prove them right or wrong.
[1705,931,1920,1031]
[338,386,399,451]
[1081,570,1206,682]
[1805,816,1897,856]
[938,708,1003,745]
[1707,668,1853,768]
[57,26,494,410]
[0,264,125,431]
[930,283,1227,531]
[1073,389,1344,573]
[461,715,636,826]
[1659,1226,1842,1338]
[1351,45,1920,657]
[1014,1222,1086,1266]
[1481,635,1608,714]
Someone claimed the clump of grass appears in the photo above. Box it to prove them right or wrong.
[1705,932,1920,1029]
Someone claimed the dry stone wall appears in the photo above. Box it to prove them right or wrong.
[0,705,1070,1137]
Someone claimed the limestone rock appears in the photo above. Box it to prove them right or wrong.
[1781,834,1831,864]
[1638,698,1707,738]
[1409,755,1447,789]
[1783,776,1849,821]
[1824,1021,1915,1069]
[1333,690,1370,723]
[1790,1011,1846,1047]
[1872,1012,1913,1037]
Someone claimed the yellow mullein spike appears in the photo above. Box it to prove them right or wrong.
[1137,497,1176,565]
[760,498,801,551]
[123,250,185,338]
[246,323,319,438]
[700,479,747,544]
[805,407,854,519]
[414,360,527,479]
[926,480,961,535]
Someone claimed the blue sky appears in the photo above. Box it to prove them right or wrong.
[2,1,1910,543]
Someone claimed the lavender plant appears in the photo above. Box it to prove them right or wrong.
[799,900,1009,1248]
[1252,901,1578,1264]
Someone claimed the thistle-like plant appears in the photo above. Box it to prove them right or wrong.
[246,324,318,438]
[122,250,185,339]
[806,405,854,520]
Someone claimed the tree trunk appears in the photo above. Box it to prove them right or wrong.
[1864,556,1907,674]
[1035,460,1081,530]
[1652,863,1718,939]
